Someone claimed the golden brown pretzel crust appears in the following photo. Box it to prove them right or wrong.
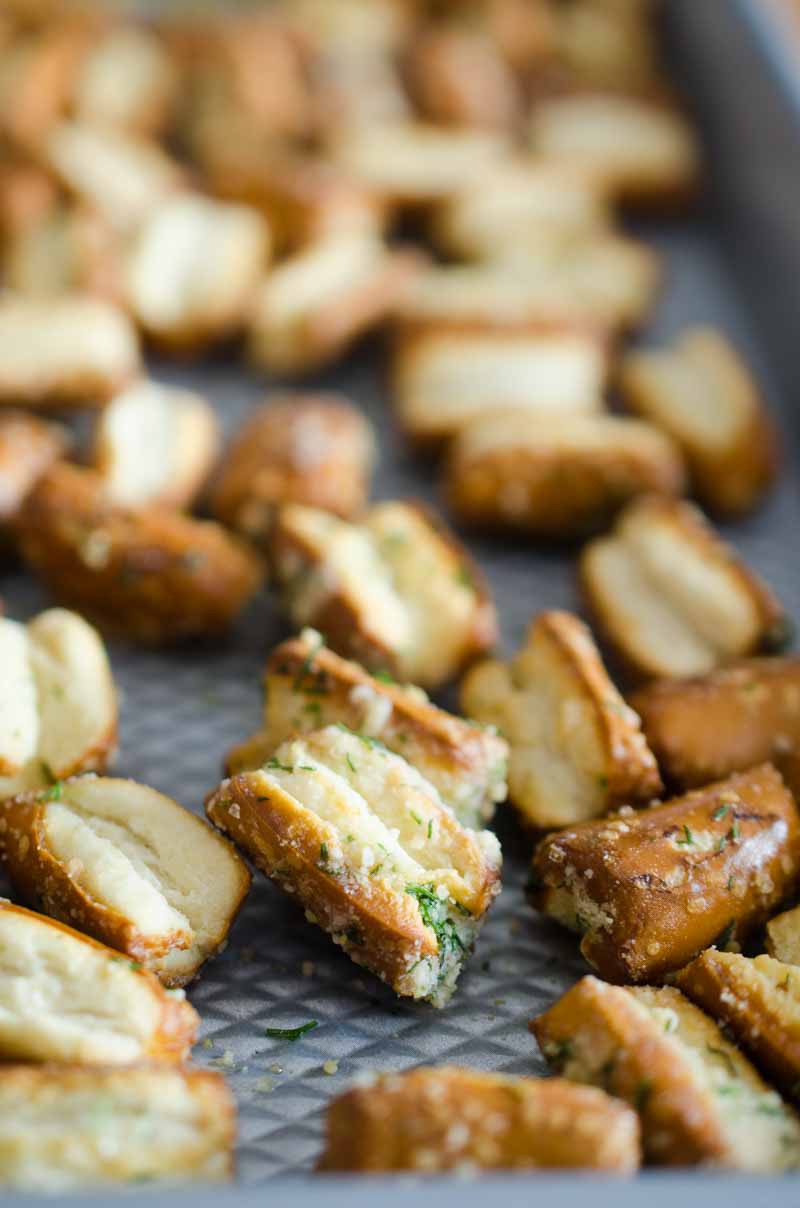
[16,463,263,644]
[227,632,507,828]
[530,764,800,983]
[676,950,800,1102]
[532,977,800,1169]
[0,412,68,529]
[0,900,198,1061]
[318,1066,640,1173]
[631,657,800,789]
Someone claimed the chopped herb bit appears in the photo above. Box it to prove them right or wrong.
[40,760,57,785]
[728,821,741,842]
[405,884,465,960]
[427,819,433,840]
[634,1079,652,1112]
[548,1038,573,1068]
[781,974,793,991]
[677,824,694,847]
[319,843,329,864]
[345,834,355,843]
[266,758,295,773]
[727,876,735,891]
[756,1101,785,1118]
[292,635,326,692]
[43,780,63,802]
[303,701,322,715]
[596,775,609,791]
[265,1021,318,1042]
[712,804,730,821]
[298,765,315,772]
[707,1044,737,1077]
[410,811,423,826]
[374,669,395,683]
[345,753,357,774]
[455,564,475,590]
[369,863,383,877]
[453,901,472,917]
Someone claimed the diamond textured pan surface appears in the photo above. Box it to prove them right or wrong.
[2,219,800,1185]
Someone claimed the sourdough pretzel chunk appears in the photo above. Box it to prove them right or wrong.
[0,1064,235,1191]
[93,379,220,510]
[0,411,68,533]
[676,950,800,1102]
[630,656,800,789]
[126,192,269,353]
[0,607,116,803]
[529,93,699,206]
[271,500,497,690]
[247,234,420,376]
[210,395,375,539]
[530,764,800,983]
[0,776,250,986]
[16,463,263,644]
[226,629,508,829]
[445,411,685,535]
[581,496,788,680]
[532,977,800,1169]
[461,610,660,829]
[620,327,778,516]
[0,294,140,408]
[393,326,607,447]
[207,725,501,1006]
[0,901,197,1063]
[319,1066,640,1173]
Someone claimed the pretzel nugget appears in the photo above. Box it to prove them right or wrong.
[16,463,263,645]
[247,234,420,376]
[445,411,685,535]
[3,201,123,302]
[0,607,116,804]
[630,656,800,789]
[45,120,183,233]
[404,25,521,131]
[0,412,68,536]
[532,977,800,1169]
[0,1064,234,1191]
[0,775,250,986]
[529,93,699,207]
[271,500,497,690]
[332,122,509,207]
[393,326,607,447]
[0,294,139,408]
[72,24,178,137]
[207,726,501,1005]
[676,950,800,1102]
[127,192,269,353]
[580,496,787,680]
[461,610,660,829]
[620,327,778,516]
[0,901,197,1063]
[226,629,508,829]
[318,1066,639,1173]
[210,395,375,540]
[431,158,610,260]
[93,379,219,510]
[530,764,800,983]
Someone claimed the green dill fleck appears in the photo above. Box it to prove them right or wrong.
[728,821,741,842]
[43,780,63,802]
[455,564,475,590]
[303,701,322,716]
[40,760,57,785]
[712,804,730,821]
[427,819,433,840]
[756,1101,786,1118]
[292,635,326,692]
[596,775,609,791]
[345,753,357,774]
[548,1038,573,1069]
[714,921,736,951]
[453,901,472,917]
[266,757,295,773]
[319,843,329,864]
[345,834,355,843]
[369,863,383,877]
[727,876,735,891]
[265,1021,318,1042]
[111,957,142,971]
[634,1079,652,1112]
[298,765,315,772]
[677,824,694,847]
[374,669,395,683]
[781,974,793,991]
[707,1043,737,1077]
[410,810,423,825]
[406,884,465,960]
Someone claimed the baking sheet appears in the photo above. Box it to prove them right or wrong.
[3,0,800,1198]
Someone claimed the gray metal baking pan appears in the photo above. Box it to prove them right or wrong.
[3,0,800,1201]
